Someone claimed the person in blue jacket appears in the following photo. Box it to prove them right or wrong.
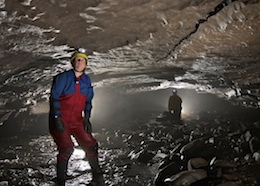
[49,48,102,185]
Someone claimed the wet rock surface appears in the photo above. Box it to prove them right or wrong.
[0,0,260,185]
[0,88,260,186]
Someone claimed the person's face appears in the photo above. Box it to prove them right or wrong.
[73,57,87,72]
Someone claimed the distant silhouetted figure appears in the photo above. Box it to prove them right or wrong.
[168,89,182,119]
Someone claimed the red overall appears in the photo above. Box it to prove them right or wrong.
[49,79,98,164]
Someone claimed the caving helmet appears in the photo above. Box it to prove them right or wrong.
[70,48,89,66]
[172,89,177,94]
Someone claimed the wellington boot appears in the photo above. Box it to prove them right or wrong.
[56,162,67,186]
[56,179,65,186]
[91,172,105,185]
[88,158,104,185]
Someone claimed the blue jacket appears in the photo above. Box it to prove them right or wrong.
[50,69,93,119]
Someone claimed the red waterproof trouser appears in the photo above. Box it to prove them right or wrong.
[50,79,98,163]
[50,119,98,163]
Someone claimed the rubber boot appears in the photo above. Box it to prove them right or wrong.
[88,158,104,185]
[56,162,67,186]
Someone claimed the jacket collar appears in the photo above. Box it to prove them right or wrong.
[68,69,86,81]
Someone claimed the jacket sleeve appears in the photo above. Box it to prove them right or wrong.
[84,76,94,118]
[50,73,67,117]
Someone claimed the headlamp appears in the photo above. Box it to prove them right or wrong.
[77,48,87,54]
[70,48,89,62]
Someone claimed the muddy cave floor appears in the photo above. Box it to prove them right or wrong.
[0,89,260,186]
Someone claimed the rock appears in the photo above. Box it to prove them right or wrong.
[154,162,182,186]
[158,153,183,170]
[209,158,237,178]
[180,139,205,156]
[187,157,208,171]
[211,159,237,168]
[165,169,207,186]
[0,181,8,186]
[249,136,260,153]
[222,174,239,181]
[253,150,260,165]
[216,181,240,186]
[145,140,167,151]
[180,138,215,159]
[128,149,155,163]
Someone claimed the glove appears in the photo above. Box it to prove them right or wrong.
[53,115,65,133]
[84,118,92,133]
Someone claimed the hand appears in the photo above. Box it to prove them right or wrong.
[84,118,92,133]
[53,116,65,133]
